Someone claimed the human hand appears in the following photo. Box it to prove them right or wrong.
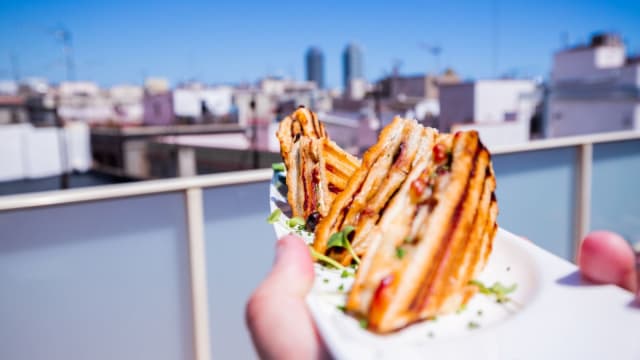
[578,231,639,301]
[246,235,329,359]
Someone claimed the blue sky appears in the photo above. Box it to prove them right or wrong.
[0,0,639,87]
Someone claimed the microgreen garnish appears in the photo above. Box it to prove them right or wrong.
[287,217,306,229]
[467,321,480,330]
[456,304,467,314]
[477,309,483,316]
[403,236,413,244]
[323,278,329,283]
[395,246,406,259]
[470,280,517,303]
[309,246,347,271]
[340,270,353,278]
[427,331,435,338]
[267,209,282,224]
[337,305,346,312]
[506,266,511,272]
[338,284,344,292]
[359,319,368,329]
[272,162,286,172]
[327,225,361,264]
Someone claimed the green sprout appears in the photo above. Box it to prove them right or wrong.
[327,225,361,264]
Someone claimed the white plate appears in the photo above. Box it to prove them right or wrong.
[269,171,640,359]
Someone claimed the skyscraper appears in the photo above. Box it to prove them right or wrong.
[342,43,363,88]
[305,47,325,89]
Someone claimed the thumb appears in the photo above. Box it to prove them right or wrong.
[262,234,315,296]
[246,235,325,359]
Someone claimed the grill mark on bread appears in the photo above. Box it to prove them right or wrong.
[409,145,480,312]
[313,118,408,254]
[310,167,320,212]
[459,163,495,290]
[301,147,310,213]
[338,127,423,264]
[328,183,342,193]
[426,149,489,313]
[309,110,321,138]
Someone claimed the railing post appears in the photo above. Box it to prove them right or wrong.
[184,188,212,360]
[574,143,592,261]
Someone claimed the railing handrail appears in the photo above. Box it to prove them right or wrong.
[491,129,640,154]
[1,129,639,212]
[0,169,272,212]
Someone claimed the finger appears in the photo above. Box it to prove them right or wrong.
[246,235,327,360]
[578,231,637,293]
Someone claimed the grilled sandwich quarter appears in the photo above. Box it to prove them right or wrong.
[276,107,360,222]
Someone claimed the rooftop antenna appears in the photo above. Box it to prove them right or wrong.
[52,26,75,81]
[10,52,20,82]
[418,42,442,74]
[391,59,403,77]
[491,0,500,77]
[50,25,75,189]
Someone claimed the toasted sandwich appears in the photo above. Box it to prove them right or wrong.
[276,107,360,222]
[347,129,497,333]
[312,118,498,333]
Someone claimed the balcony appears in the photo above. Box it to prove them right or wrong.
[0,130,639,359]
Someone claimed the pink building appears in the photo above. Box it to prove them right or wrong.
[143,92,174,126]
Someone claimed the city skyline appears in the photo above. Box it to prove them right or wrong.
[1,0,639,87]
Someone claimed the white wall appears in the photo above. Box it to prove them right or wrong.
[0,123,91,182]
[23,126,63,178]
[173,89,201,118]
[547,99,639,137]
[65,122,92,172]
[474,80,537,124]
[452,121,529,149]
[174,88,233,118]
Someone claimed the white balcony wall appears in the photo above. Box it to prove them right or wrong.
[203,182,274,359]
[0,193,194,360]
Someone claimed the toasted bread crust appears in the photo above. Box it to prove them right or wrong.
[276,108,360,219]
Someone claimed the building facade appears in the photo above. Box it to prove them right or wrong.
[439,79,539,148]
[547,33,640,137]
[342,43,363,89]
[305,47,325,89]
